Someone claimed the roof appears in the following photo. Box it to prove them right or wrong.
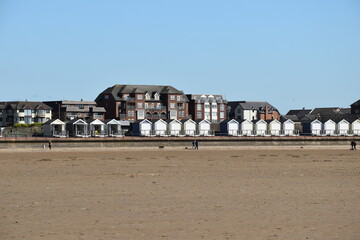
[351,99,360,106]
[310,107,351,116]
[0,101,52,110]
[228,101,278,113]
[96,84,186,102]
[286,109,312,118]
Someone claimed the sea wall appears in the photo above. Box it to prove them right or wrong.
[0,136,359,149]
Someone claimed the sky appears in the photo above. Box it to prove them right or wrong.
[0,0,359,114]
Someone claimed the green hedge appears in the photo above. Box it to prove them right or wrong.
[13,123,44,128]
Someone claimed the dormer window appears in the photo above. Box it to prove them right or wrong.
[145,92,151,100]
[154,92,160,100]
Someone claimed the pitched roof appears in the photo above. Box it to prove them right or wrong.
[0,101,52,110]
[96,84,185,102]
[286,109,312,118]
[351,99,360,106]
[310,107,351,116]
[228,101,278,113]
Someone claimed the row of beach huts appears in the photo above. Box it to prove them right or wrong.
[19,117,360,138]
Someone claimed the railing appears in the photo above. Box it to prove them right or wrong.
[123,97,135,101]
[145,106,167,111]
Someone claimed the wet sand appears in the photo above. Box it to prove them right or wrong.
[1,146,359,240]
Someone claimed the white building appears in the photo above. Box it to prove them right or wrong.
[43,119,66,137]
[268,119,281,136]
[196,119,212,136]
[67,119,89,137]
[132,119,153,136]
[240,119,253,136]
[181,119,196,136]
[351,119,360,135]
[88,119,106,137]
[323,119,336,136]
[310,119,322,136]
[220,119,239,136]
[281,119,296,136]
[152,119,168,136]
[254,119,268,136]
[336,119,350,136]
[167,119,182,136]
[105,119,123,137]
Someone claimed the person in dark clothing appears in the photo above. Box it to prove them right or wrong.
[195,140,199,150]
[353,140,357,150]
[48,140,52,150]
[192,140,196,149]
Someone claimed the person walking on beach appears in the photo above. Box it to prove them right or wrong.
[351,140,357,150]
[48,140,52,150]
[195,140,199,150]
[192,140,196,149]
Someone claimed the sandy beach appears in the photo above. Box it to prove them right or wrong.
[1,146,359,240]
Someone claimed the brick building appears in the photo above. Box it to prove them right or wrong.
[43,100,106,122]
[186,94,227,123]
[95,85,190,121]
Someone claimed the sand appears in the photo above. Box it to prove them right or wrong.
[0,146,359,240]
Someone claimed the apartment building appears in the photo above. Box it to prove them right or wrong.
[0,101,52,126]
[187,94,227,123]
[95,84,190,121]
[43,100,106,122]
[228,101,280,121]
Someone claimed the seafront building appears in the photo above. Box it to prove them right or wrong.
[0,101,52,126]
[227,101,280,122]
[186,94,227,123]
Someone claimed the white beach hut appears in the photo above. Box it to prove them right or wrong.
[323,119,336,136]
[336,119,350,136]
[282,119,296,136]
[132,119,153,136]
[88,119,106,137]
[152,119,168,136]
[0,127,4,137]
[351,119,360,136]
[105,119,123,137]
[240,119,253,136]
[67,119,89,137]
[167,119,182,136]
[43,119,66,137]
[268,119,281,136]
[196,119,212,136]
[254,119,268,136]
[310,119,322,136]
[220,119,239,136]
[181,119,196,136]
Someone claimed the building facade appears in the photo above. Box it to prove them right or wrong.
[186,94,227,123]
[228,101,280,121]
[95,85,190,121]
[43,100,106,122]
[0,101,52,126]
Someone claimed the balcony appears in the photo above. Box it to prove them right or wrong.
[145,106,167,111]
[123,97,135,102]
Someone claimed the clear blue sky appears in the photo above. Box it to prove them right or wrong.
[0,0,359,114]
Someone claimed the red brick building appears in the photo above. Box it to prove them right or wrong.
[186,94,227,123]
[95,85,190,121]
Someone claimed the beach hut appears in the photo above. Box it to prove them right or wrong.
[281,119,296,136]
[220,119,239,136]
[310,119,322,136]
[152,119,168,136]
[105,119,123,137]
[323,119,336,136]
[351,119,360,136]
[118,120,131,135]
[181,119,196,136]
[196,119,212,136]
[131,119,153,136]
[253,119,268,136]
[167,119,182,136]
[67,119,89,137]
[240,119,253,136]
[43,119,66,137]
[336,119,350,136]
[88,119,106,137]
[268,119,281,136]
[0,127,4,137]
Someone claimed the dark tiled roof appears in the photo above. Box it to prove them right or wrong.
[351,99,360,106]
[0,101,52,110]
[286,109,312,118]
[96,84,186,102]
[310,107,350,116]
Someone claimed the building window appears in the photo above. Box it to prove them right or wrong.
[204,103,210,109]
[170,95,175,100]
[128,111,135,117]
[137,110,145,119]
[177,95,181,101]
[220,112,225,119]
[76,104,84,109]
[46,110,51,113]
[170,110,177,118]
[197,104,202,111]
[154,93,160,100]
[170,103,175,109]
[220,104,224,111]
[145,93,150,100]
[19,109,24,113]
[197,112,202,118]
[137,102,143,108]
[104,95,109,100]
[24,109,32,116]
[137,95,143,100]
